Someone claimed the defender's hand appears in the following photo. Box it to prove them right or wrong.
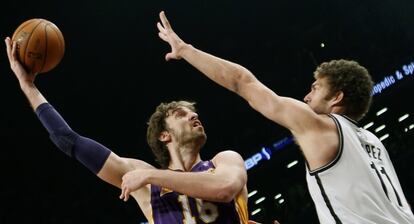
[157,11,188,61]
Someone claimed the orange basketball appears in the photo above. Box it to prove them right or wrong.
[12,19,65,74]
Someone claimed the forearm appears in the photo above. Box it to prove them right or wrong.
[20,81,127,185]
[35,103,111,174]
[180,44,256,94]
[20,82,48,111]
[147,169,240,202]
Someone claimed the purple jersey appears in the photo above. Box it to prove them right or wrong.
[149,160,248,224]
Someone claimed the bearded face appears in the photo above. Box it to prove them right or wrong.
[164,107,207,149]
[303,77,336,115]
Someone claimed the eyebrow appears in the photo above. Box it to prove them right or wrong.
[169,107,185,116]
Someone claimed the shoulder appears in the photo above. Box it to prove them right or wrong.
[294,113,336,138]
[212,150,245,165]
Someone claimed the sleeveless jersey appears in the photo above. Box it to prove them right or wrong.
[149,160,248,224]
[306,114,414,224]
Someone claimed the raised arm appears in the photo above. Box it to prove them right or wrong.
[5,37,152,188]
[120,150,247,203]
[156,12,319,135]
[5,37,46,109]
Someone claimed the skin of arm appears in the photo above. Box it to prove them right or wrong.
[120,150,247,203]
[156,12,319,135]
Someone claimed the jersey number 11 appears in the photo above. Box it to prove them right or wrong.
[370,162,402,206]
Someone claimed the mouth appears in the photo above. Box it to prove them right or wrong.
[192,120,202,128]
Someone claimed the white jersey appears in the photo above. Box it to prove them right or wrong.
[306,114,414,224]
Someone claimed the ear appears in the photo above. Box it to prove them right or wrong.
[158,131,171,143]
[330,90,344,106]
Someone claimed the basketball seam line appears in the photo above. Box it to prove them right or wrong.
[23,19,43,69]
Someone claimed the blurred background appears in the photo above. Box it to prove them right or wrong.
[1,0,413,223]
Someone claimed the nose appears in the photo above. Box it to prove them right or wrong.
[189,112,198,121]
[303,93,310,103]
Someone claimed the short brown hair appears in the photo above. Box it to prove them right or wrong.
[315,59,374,121]
[146,101,196,168]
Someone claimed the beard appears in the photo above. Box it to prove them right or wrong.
[176,129,207,149]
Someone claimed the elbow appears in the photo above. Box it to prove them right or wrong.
[49,127,79,157]
[229,65,256,95]
[214,181,243,203]
[216,192,236,203]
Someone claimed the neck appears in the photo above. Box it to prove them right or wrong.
[330,105,345,115]
[168,143,202,171]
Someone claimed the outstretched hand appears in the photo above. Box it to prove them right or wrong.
[4,37,36,86]
[157,11,187,61]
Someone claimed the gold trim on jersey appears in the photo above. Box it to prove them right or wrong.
[235,192,249,224]
[160,187,174,197]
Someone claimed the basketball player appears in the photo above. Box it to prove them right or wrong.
[156,11,414,223]
[5,37,249,224]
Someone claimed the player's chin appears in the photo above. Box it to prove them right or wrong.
[195,132,207,144]
[193,129,206,137]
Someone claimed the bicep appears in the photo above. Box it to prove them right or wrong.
[240,80,318,133]
[97,153,153,188]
